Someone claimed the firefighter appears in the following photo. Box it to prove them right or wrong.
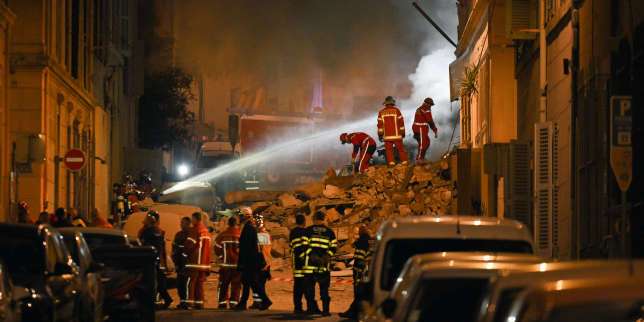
[214,216,241,309]
[340,132,377,173]
[184,212,212,309]
[289,213,311,313]
[377,96,408,165]
[302,211,338,316]
[138,210,173,309]
[339,225,373,319]
[235,207,271,310]
[255,217,273,310]
[173,217,191,309]
[412,97,438,161]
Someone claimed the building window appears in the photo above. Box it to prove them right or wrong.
[71,0,80,79]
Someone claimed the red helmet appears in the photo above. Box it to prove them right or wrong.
[339,133,349,144]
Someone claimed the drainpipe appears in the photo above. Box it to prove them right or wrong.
[539,0,547,123]
[54,94,63,208]
[571,3,580,259]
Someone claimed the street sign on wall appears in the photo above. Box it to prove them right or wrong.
[64,149,86,172]
[610,96,632,192]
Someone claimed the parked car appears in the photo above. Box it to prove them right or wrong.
[0,260,21,322]
[364,253,543,322]
[362,216,534,309]
[477,260,644,322]
[507,276,644,322]
[0,224,81,322]
[58,229,105,322]
[63,227,157,322]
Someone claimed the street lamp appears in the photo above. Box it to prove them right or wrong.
[177,163,190,178]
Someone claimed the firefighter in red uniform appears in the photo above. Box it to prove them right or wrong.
[214,216,242,309]
[340,132,377,173]
[183,212,212,309]
[377,96,408,165]
[412,97,438,161]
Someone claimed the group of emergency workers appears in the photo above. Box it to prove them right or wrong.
[139,205,372,318]
[340,96,438,173]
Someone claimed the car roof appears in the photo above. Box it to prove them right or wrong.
[508,276,644,321]
[408,252,542,266]
[377,216,532,243]
[0,223,43,234]
[59,227,128,238]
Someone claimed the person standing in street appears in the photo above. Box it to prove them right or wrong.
[138,210,173,309]
[235,207,271,310]
[340,132,377,173]
[173,216,191,309]
[377,96,408,166]
[303,211,338,316]
[52,207,72,227]
[184,212,212,309]
[254,217,273,310]
[17,201,33,224]
[340,225,373,319]
[412,97,438,162]
[214,216,241,309]
[289,213,311,313]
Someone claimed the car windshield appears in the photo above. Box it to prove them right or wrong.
[381,238,533,290]
[404,277,490,322]
[61,234,80,265]
[0,232,45,279]
[83,233,127,251]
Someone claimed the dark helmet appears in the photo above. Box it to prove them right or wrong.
[340,133,349,144]
[146,210,159,222]
[383,96,396,105]
[424,97,435,106]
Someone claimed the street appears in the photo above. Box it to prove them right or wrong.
[157,310,345,322]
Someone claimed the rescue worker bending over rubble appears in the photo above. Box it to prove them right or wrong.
[377,96,408,165]
[172,216,191,308]
[289,213,311,313]
[214,216,241,309]
[139,210,173,309]
[340,132,377,173]
[302,211,338,316]
[412,97,438,162]
[340,225,373,319]
[183,212,211,309]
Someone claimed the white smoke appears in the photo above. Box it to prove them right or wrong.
[399,46,459,160]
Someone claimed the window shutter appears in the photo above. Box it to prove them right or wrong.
[506,0,538,39]
[534,122,554,257]
[551,124,559,257]
[507,140,531,226]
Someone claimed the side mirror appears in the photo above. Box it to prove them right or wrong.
[88,261,105,273]
[381,298,397,319]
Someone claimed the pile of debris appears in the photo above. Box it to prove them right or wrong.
[222,160,456,263]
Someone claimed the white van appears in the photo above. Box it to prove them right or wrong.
[477,260,644,322]
[364,216,534,308]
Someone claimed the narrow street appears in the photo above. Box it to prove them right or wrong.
[157,309,344,322]
[158,270,354,322]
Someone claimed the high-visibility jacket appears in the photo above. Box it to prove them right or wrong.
[352,235,372,282]
[412,106,437,134]
[184,222,212,271]
[302,224,337,273]
[214,226,241,268]
[172,230,189,272]
[289,226,311,277]
[139,225,167,270]
[347,132,377,159]
[377,105,405,141]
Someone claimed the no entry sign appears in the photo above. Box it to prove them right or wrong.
[64,149,86,171]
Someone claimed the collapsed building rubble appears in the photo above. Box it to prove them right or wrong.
[220,160,456,270]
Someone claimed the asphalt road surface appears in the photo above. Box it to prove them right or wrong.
[157,309,347,322]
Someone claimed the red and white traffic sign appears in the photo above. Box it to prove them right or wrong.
[64,149,86,171]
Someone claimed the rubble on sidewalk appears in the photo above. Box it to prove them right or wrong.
[217,159,456,261]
